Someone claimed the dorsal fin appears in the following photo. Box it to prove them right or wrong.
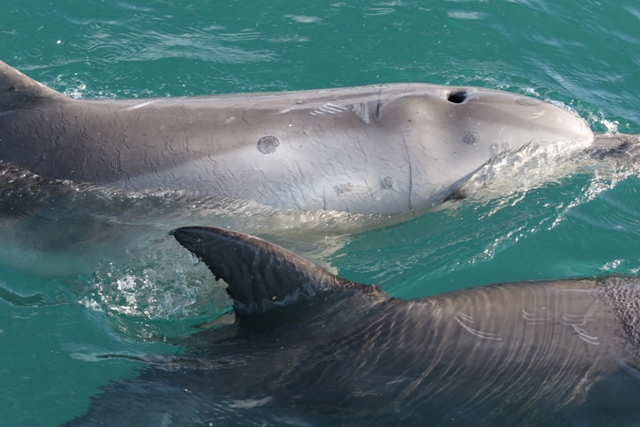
[172,226,377,316]
[0,60,69,112]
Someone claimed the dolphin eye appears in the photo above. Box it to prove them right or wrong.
[447,91,468,104]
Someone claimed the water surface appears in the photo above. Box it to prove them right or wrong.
[1,1,639,425]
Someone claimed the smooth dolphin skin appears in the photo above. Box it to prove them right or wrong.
[67,226,640,426]
[0,60,599,214]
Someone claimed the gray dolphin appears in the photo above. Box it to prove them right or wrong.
[0,60,623,215]
[66,226,640,426]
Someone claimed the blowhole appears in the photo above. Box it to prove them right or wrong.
[447,91,468,104]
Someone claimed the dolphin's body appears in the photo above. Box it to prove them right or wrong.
[67,227,640,426]
[0,60,605,214]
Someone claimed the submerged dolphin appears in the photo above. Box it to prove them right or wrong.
[0,60,624,215]
[67,226,640,426]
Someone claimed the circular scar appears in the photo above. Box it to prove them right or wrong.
[257,136,280,154]
[381,176,393,189]
[463,132,480,145]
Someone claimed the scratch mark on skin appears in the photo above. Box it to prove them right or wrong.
[561,313,590,325]
[375,87,383,121]
[522,309,552,324]
[573,325,600,345]
[457,311,473,322]
[321,103,347,113]
[455,312,503,341]
[310,103,347,116]
[241,107,251,127]
[121,100,159,112]
[528,110,546,119]
[227,396,274,409]
[400,124,413,212]
[352,103,370,123]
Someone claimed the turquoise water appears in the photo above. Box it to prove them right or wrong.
[1,0,640,425]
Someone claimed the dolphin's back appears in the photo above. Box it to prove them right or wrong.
[0,59,609,215]
[65,227,640,426]
[172,227,640,424]
[0,60,68,110]
[600,277,640,347]
[404,278,640,382]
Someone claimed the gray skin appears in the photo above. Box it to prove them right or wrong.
[0,60,603,214]
[66,227,640,427]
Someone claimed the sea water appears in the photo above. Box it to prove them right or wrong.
[1,0,640,425]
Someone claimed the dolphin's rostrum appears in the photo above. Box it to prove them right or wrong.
[66,226,640,426]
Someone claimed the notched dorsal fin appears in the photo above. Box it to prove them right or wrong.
[0,60,68,111]
[172,226,373,316]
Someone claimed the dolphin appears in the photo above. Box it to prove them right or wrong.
[66,226,640,426]
[1,59,629,215]
[0,159,375,277]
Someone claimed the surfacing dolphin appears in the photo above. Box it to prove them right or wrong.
[1,60,631,215]
[66,226,640,427]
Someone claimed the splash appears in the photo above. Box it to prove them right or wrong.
[456,139,594,211]
[79,234,229,339]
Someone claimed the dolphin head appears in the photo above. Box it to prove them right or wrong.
[380,86,595,210]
